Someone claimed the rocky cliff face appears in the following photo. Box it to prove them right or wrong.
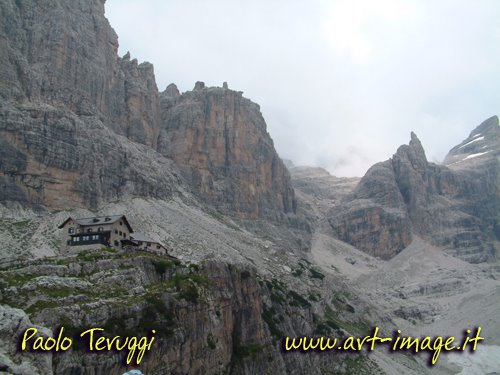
[0,102,183,210]
[0,0,160,147]
[158,83,296,219]
[0,0,180,211]
[0,0,295,220]
[327,148,414,259]
[328,119,499,262]
[443,115,500,247]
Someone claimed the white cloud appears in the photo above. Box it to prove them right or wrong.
[321,0,420,63]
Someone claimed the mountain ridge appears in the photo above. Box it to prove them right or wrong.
[0,0,296,222]
[327,119,499,263]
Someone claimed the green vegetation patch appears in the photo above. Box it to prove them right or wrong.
[25,300,60,315]
[147,272,210,304]
[232,342,265,365]
[207,333,217,350]
[262,306,284,341]
[139,295,175,338]
[76,251,105,262]
[11,220,32,231]
[343,355,381,374]
[309,268,325,280]
[308,292,321,302]
[292,268,303,277]
[152,259,178,276]
[101,295,175,339]
[264,278,286,303]
[38,286,76,298]
[287,290,311,308]
[313,310,342,336]
[235,343,264,358]
[322,305,371,337]
[0,272,37,286]
[331,293,356,314]
[165,273,210,289]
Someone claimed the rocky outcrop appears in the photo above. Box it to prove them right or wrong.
[163,83,181,98]
[0,251,379,375]
[158,84,296,219]
[328,119,499,262]
[327,156,413,259]
[0,305,53,374]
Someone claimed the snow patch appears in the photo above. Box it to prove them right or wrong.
[464,151,489,160]
[458,136,484,149]
[447,150,490,166]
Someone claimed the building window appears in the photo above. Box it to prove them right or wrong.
[114,240,119,247]
[74,237,79,242]
[68,227,74,234]
[67,240,71,245]
[123,233,126,238]
[115,230,118,234]
[98,227,103,232]
[120,221,123,226]
[147,242,151,247]
[77,228,82,233]
[156,245,160,249]
[119,231,122,236]
[87,228,92,233]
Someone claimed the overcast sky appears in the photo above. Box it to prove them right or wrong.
[106,0,500,177]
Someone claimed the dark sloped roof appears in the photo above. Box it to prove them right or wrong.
[58,214,133,233]
[58,217,73,229]
[130,233,166,248]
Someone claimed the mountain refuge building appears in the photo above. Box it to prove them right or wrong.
[58,214,169,255]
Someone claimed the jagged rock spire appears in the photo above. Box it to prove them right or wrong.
[193,81,205,90]
[164,83,180,98]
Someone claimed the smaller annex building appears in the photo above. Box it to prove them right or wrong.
[58,214,168,255]
[127,233,169,256]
